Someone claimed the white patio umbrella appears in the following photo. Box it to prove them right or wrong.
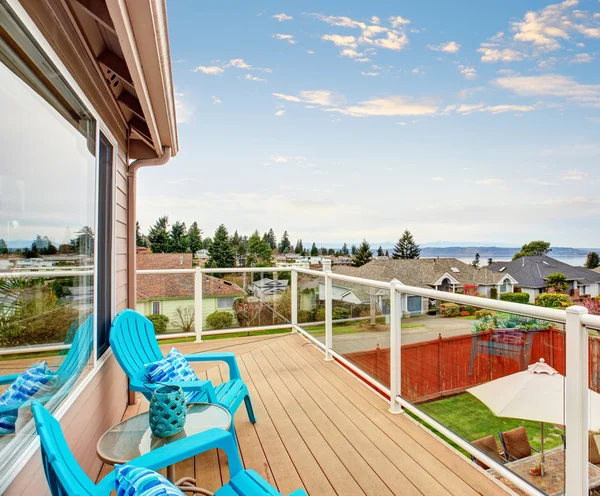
[468,358,600,473]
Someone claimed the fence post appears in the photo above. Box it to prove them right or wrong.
[194,268,203,342]
[565,305,588,496]
[389,280,402,414]
[291,269,298,330]
[325,270,333,361]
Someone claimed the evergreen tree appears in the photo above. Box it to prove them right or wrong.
[328,248,335,256]
[353,239,373,267]
[202,237,213,250]
[136,221,145,247]
[188,222,203,253]
[392,230,420,259]
[70,226,94,255]
[320,247,327,255]
[471,252,480,269]
[0,239,7,254]
[266,228,277,250]
[350,244,357,256]
[147,216,170,253]
[207,224,234,268]
[385,249,389,257]
[248,230,272,265]
[585,252,600,270]
[310,243,319,256]
[512,240,551,260]
[341,242,349,256]
[488,257,494,265]
[294,239,303,254]
[169,221,190,253]
[377,246,384,257]
[279,231,291,253]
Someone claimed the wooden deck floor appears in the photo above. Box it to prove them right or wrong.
[97,333,512,495]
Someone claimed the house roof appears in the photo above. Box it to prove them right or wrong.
[488,256,600,288]
[137,253,192,270]
[252,278,289,288]
[136,253,244,299]
[332,258,507,289]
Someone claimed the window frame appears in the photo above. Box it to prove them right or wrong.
[0,0,119,491]
[217,297,235,309]
[152,301,162,315]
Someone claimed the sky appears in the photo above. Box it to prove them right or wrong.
[136,0,600,248]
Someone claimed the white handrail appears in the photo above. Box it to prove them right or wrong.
[0,270,94,279]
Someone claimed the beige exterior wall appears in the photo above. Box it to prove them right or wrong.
[116,148,129,312]
[4,355,128,495]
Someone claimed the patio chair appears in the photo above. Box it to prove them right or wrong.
[470,435,505,469]
[498,426,539,461]
[31,401,306,496]
[0,314,94,419]
[110,309,256,424]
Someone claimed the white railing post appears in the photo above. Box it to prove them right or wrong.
[194,268,203,342]
[291,269,298,329]
[324,270,333,361]
[389,280,403,414]
[565,305,589,496]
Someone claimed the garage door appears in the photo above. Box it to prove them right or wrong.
[407,295,422,313]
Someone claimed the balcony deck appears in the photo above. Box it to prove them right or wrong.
[98,332,511,495]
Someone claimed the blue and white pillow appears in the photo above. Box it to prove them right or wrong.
[144,348,201,402]
[0,362,56,435]
[115,465,185,496]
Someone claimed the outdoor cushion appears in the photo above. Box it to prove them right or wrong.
[472,435,502,469]
[144,348,199,402]
[590,432,600,465]
[0,362,56,435]
[502,426,532,459]
[115,464,185,495]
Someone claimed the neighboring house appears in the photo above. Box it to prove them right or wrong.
[195,249,210,260]
[488,256,600,301]
[250,278,289,301]
[136,253,245,329]
[333,258,517,314]
[333,256,353,266]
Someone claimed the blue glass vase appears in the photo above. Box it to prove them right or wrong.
[148,385,187,437]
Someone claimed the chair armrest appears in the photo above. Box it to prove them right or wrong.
[129,428,243,475]
[183,352,241,381]
[288,490,308,496]
[129,379,217,403]
[94,473,117,495]
[0,373,19,385]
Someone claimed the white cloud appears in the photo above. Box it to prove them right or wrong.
[322,34,357,48]
[523,178,555,186]
[306,50,316,54]
[275,110,285,117]
[389,16,411,27]
[411,68,421,74]
[458,65,477,80]
[475,178,506,185]
[340,48,365,59]
[325,96,438,117]
[227,59,272,72]
[478,47,527,63]
[538,57,557,70]
[211,96,222,104]
[494,74,600,105]
[361,71,380,77]
[445,103,535,115]
[571,53,593,63]
[273,33,297,44]
[371,16,381,25]
[431,177,444,181]
[428,41,461,53]
[561,168,587,180]
[511,0,574,51]
[273,13,293,22]
[457,87,485,99]
[245,74,267,82]
[174,92,191,123]
[193,65,224,75]
[273,90,344,107]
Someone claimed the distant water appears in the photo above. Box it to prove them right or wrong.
[445,256,588,267]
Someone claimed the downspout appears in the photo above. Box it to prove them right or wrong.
[126,145,172,309]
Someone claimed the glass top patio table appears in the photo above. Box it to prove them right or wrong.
[97,402,231,466]
[491,446,600,496]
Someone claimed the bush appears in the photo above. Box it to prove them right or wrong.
[535,293,571,308]
[297,310,313,323]
[440,303,460,318]
[205,311,234,330]
[146,314,169,334]
[315,307,326,322]
[332,307,350,320]
[500,292,530,304]
[463,306,477,315]
[459,311,471,317]
[474,309,496,320]
[490,288,498,300]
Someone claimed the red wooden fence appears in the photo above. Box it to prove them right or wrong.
[343,329,600,404]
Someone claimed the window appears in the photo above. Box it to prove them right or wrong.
[152,301,162,314]
[217,297,235,309]
[0,0,98,475]
[499,267,506,272]
[450,267,460,273]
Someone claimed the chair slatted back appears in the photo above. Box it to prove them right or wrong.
[56,314,94,383]
[110,310,164,391]
[31,401,96,496]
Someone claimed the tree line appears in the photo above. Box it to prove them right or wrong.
[138,218,424,269]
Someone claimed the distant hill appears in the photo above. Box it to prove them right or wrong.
[419,246,596,258]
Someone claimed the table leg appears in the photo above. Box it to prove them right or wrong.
[167,464,176,482]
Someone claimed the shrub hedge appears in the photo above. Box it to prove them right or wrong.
[499,292,530,304]
[440,303,460,318]
[474,309,496,320]
[332,307,350,320]
[146,314,169,334]
[535,293,572,308]
[205,311,234,330]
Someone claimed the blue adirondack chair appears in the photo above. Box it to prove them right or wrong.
[110,309,256,424]
[31,401,306,496]
[0,314,94,418]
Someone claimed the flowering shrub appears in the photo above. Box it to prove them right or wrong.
[472,314,553,334]
[582,298,600,316]
[535,293,571,308]
[463,284,479,296]
[440,303,460,317]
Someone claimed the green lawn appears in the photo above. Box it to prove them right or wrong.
[417,393,564,453]
[303,322,425,336]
